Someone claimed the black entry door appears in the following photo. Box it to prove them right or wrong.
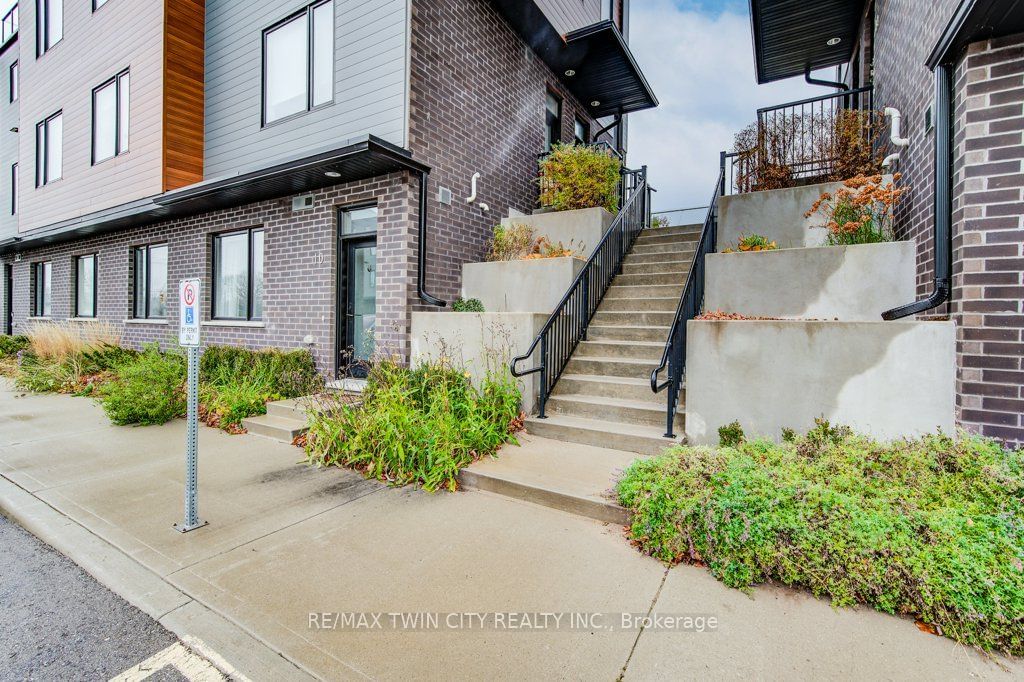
[4,264,11,335]
[338,236,377,377]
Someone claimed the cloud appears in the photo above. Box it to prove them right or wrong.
[627,0,822,211]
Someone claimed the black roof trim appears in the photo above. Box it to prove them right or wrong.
[0,136,429,256]
[927,0,1024,69]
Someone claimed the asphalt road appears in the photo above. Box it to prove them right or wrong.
[0,513,197,681]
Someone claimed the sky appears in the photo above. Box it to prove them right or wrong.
[627,0,821,210]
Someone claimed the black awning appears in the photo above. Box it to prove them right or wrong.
[0,136,429,256]
[927,0,1024,69]
[487,0,657,117]
[749,0,866,84]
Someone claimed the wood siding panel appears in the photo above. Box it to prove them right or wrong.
[203,0,409,178]
[18,0,166,234]
[163,0,205,190]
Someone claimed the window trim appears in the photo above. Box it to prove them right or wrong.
[92,0,111,11]
[574,116,590,144]
[10,163,17,215]
[132,242,168,320]
[74,253,98,319]
[91,69,130,165]
[260,0,334,127]
[544,89,563,153]
[211,227,264,321]
[35,110,62,187]
[9,60,17,103]
[31,261,51,317]
[36,0,63,57]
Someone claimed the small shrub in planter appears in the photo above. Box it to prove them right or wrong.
[538,143,621,213]
[486,223,537,262]
[806,173,906,246]
[98,344,186,426]
[721,233,777,253]
[452,298,485,313]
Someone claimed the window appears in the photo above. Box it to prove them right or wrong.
[9,61,17,102]
[133,243,168,319]
[93,0,110,10]
[574,117,589,144]
[92,70,129,163]
[35,111,62,186]
[31,261,51,317]
[544,91,562,152]
[74,254,97,318]
[262,0,334,125]
[10,163,16,215]
[340,205,377,235]
[212,228,264,320]
[36,0,62,57]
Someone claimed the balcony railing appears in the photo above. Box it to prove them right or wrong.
[2,4,17,45]
[728,86,877,195]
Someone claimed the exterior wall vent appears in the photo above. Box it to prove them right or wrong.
[438,186,452,205]
[292,195,315,211]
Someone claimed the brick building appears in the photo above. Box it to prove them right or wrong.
[0,0,655,376]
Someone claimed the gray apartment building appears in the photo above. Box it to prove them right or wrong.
[0,0,654,377]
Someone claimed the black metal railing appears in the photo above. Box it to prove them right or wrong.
[649,166,724,438]
[732,86,875,193]
[511,167,651,416]
[2,4,17,44]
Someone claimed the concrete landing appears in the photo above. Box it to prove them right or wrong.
[458,433,646,524]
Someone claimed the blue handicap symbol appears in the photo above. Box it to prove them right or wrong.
[185,307,194,324]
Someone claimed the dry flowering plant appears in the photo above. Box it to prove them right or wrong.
[805,173,907,246]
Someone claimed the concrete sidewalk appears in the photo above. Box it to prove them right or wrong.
[0,380,1019,680]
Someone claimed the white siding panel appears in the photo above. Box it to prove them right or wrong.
[536,0,603,35]
[0,43,19,240]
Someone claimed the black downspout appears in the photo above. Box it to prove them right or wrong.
[882,63,952,320]
[416,169,446,307]
[804,64,850,91]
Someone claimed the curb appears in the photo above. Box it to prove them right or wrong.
[0,474,316,681]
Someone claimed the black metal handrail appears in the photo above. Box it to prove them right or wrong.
[649,166,724,438]
[511,166,651,417]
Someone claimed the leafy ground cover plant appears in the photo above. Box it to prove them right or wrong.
[0,334,29,357]
[486,223,537,261]
[97,344,186,426]
[806,173,906,245]
[651,215,670,229]
[452,297,485,313]
[538,143,621,213]
[721,233,778,253]
[15,321,127,394]
[617,422,1024,655]
[304,357,522,492]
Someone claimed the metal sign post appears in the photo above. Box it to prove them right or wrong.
[175,278,207,533]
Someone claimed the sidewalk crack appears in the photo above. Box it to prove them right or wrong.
[616,565,669,682]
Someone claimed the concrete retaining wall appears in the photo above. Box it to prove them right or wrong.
[501,207,613,258]
[718,181,841,250]
[462,257,584,313]
[410,312,547,413]
[685,320,956,444]
[704,242,916,321]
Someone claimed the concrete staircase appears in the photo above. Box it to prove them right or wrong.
[523,224,697,455]
[242,398,312,442]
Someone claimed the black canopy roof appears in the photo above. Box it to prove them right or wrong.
[927,0,1024,68]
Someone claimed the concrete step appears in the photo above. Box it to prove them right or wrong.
[525,414,681,456]
[242,413,308,442]
[634,232,699,246]
[548,393,684,429]
[565,355,659,380]
[575,339,664,360]
[625,249,696,265]
[457,434,643,525]
[612,273,685,287]
[604,284,684,300]
[592,310,675,326]
[587,324,669,342]
[554,373,664,402]
[598,296,679,313]
[620,261,691,276]
[631,241,698,255]
[642,224,702,237]
[266,398,311,420]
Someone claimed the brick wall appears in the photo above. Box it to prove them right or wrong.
[951,35,1024,445]
[0,173,417,377]
[407,0,608,312]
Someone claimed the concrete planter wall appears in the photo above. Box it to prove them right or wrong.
[704,241,916,321]
[462,256,584,313]
[718,181,841,250]
[500,207,614,258]
[685,320,955,444]
[410,312,547,413]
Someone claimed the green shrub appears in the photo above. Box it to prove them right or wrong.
[305,358,521,492]
[486,223,537,262]
[617,424,1024,655]
[453,297,485,313]
[0,334,29,357]
[717,420,745,447]
[98,345,186,426]
[538,143,621,213]
[201,378,273,430]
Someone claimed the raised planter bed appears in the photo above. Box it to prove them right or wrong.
[462,256,584,313]
[500,206,613,258]
[717,181,842,249]
[685,319,955,444]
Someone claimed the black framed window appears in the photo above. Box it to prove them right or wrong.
[74,254,97,318]
[93,0,110,10]
[9,60,17,102]
[35,110,62,186]
[574,117,589,144]
[11,163,17,215]
[262,0,334,125]
[31,261,51,317]
[212,228,264,320]
[133,243,168,319]
[544,90,562,152]
[36,0,62,57]
[92,70,129,164]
